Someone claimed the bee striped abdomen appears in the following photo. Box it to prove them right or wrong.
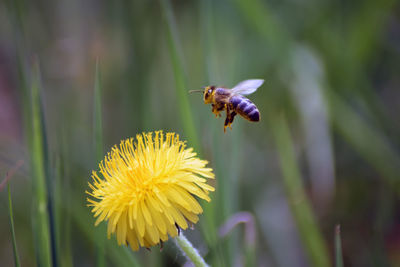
[230,95,260,122]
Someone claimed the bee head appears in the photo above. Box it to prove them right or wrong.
[203,86,215,104]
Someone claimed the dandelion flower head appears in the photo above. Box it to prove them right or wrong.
[87,131,215,250]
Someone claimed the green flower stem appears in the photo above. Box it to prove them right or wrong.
[174,233,209,267]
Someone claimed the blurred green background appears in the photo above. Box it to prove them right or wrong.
[1,0,400,266]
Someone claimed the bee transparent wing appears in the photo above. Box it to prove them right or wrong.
[231,79,264,95]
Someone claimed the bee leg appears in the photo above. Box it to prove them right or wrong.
[229,111,237,126]
[212,103,224,117]
[211,104,217,116]
[224,117,229,132]
[217,105,224,117]
[224,105,231,132]
[212,104,221,117]
[225,110,236,130]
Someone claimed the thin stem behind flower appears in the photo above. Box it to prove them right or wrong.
[174,233,209,267]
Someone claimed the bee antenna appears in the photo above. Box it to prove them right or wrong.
[189,90,203,94]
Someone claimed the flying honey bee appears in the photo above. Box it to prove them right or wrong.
[190,79,264,132]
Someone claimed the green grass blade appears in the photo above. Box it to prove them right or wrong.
[8,183,21,267]
[53,156,62,266]
[93,59,106,267]
[160,0,199,150]
[335,225,344,267]
[2,161,24,267]
[7,2,54,265]
[200,0,218,82]
[41,90,57,267]
[160,3,227,265]
[53,151,73,267]
[94,59,103,161]
[328,91,400,188]
[233,0,291,60]
[71,196,141,267]
[199,1,238,265]
[30,60,53,267]
[271,114,330,267]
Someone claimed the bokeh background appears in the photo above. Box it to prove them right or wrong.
[1,0,400,266]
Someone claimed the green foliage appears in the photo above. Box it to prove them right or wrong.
[1,0,400,266]
[29,62,53,267]
[8,183,21,267]
[93,59,106,267]
[271,114,330,267]
[335,225,344,267]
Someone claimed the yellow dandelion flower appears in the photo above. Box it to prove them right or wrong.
[86,131,215,251]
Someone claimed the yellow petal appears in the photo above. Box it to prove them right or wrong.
[127,228,139,251]
[141,201,153,226]
[147,195,162,212]
[154,190,171,207]
[166,220,178,237]
[165,187,191,211]
[173,185,203,213]
[145,222,159,244]
[86,131,215,251]
[166,205,188,229]
[116,212,127,245]
[135,204,145,237]
[107,221,113,238]
[148,205,167,235]
[176,204,199,224]
[158,202,174,224]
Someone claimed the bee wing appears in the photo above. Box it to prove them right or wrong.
[231,79,264,95]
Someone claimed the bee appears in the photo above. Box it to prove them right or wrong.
[190,79,264,132]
